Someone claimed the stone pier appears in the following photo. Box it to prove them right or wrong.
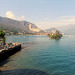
[0,43,21,62]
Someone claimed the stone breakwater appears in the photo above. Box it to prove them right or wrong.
[0,43,21,62]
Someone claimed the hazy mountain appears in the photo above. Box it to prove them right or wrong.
[1,16,75,35]
[45,28,58,33]
[0,16,40,33]
[46,24,75,35]
[56,24,75,35]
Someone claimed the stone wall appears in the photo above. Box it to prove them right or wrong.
[0,44,21,62]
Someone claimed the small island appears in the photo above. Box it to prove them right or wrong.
[48,30,62,39]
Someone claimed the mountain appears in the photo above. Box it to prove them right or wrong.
[45,24,75,35]
[45,28,58,33]
[56,24,75,35]
[0,16,40,34]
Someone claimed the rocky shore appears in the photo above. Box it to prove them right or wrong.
[0,43,21,62]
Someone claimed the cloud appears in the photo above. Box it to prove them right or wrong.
[36,19,75,30]
[60,16,75,19]
[63,19,75,21]
[28,18,32,21]
[6,11,16,19]
[60,16,67,19]
[17,16,25,20]
[59,15,75,22]
[36,21,64,30]
[6,11,25,20]
[44,18,48,20]
[36,15,75,29]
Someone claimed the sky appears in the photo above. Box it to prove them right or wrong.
[0,0,75,30]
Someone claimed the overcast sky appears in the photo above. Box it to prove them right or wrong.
[0,0,75,29]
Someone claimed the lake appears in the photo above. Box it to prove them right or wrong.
[0,35,75,75]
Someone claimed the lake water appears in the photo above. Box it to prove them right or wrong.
[0,35,75,75]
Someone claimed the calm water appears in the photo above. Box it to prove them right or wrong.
[0,35,75,75]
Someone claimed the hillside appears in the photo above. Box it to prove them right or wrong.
[0,16,40,35]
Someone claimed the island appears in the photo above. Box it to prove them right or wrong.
[48,30,62,39]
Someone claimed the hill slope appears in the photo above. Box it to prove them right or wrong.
[0,16,40,33]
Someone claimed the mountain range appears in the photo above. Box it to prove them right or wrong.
[0,16,40,34]
[45,24,75,35]
[56,24,75,35]
[45,28,58,33]
[0,16,75,35]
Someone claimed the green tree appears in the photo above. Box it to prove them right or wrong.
[48,30,62,39]
[0,30,6,45]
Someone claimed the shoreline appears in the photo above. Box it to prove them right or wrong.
[0,42,37,71]
[0,43,21,73]
[0,43,21,62]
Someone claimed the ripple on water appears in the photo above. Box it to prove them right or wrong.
[0,69,49,75]
[1,36,75,75]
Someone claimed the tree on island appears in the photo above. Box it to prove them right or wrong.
[48,30,62,39]
[0,30,6,45]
